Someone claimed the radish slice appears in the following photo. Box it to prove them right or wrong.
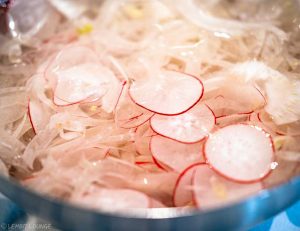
[28,99,51,134]
[205,84,266,116]
[150,135,204,172]
[54,63,119,107]
[150,104,215,143]
[216,114,249,128]
[72,187,150,211]
[192,164,262,209]
[150,199,166,208]
[115,93,154,129]
[204,124,274,183]
[129,70,204,115]
[173,163,204,207]
[152,156,170,171]
[45,46,99,87]
[220,84,266,114]
[258,111,300,136]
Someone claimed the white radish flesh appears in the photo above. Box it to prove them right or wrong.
[150,135,204,172]
[192,164,262,209]
[54,63,119,106]
[204,124,274,183]
[150,104,215,143]
[134,122,155,156]
[115,93,154,129]
[129,70,204,115]
[173,163,204,207]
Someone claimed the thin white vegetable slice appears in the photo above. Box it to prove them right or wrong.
[205,84,266,117]
[173,163,204,207]
[54,63,119,107]
[72,187,150,211]
[134,122,155,156]
[192,164,262,209]
[115,93,154,129]
[150,104,215,143]
[129,70,204,115]
[150,135,203,172]
[28,99,51,134]
[45,46,99,87]
[216,114,250,128]
[204,124,274,183]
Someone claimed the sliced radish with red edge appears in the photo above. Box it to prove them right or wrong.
[204,124,274,183]
[150,135,204,172]
[54,63,119,107]
[192,164,262,209]
[129,70,204,115]
[173,163,204,207]
[134,122,155,155]
[115,92,154,129]
[150,104,215,143]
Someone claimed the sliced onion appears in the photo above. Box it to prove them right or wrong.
[28,99,51,134]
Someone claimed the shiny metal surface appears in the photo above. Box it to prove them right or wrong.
[0,175,299,231]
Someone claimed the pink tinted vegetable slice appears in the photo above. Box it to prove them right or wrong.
[54,63,119,107]
[115,93,154,129]
[173,163,204,207]
[205,84,266,117]
[134,122,155,155]
[150,135,204,172]
[150,104,215,143]
[73,187,150,211]
[192,164,262,209]
[129,70,204,115]
[45,46,99,87]
[204,124,274,183]
[216,113,249,128]
[28,99,51,134]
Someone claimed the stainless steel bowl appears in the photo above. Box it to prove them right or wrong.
[0,1,300,230]
[0,175,299,231]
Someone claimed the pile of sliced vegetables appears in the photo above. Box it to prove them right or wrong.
[0,0,299,212]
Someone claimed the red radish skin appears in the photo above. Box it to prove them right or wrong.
[115,93,154,129]
[150,104,215,144]
[216,113,250,128]
[192,164,262,209]
[204,124,275,183]
[150,135,204,172]
[129,70,204,115]
[28,100,37,135]
[28,99,51,134]
[134,123,155,156]
[113,80,127,111]
[205,85,266,117]
[152,156,169,172]
[173,163,205,207]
